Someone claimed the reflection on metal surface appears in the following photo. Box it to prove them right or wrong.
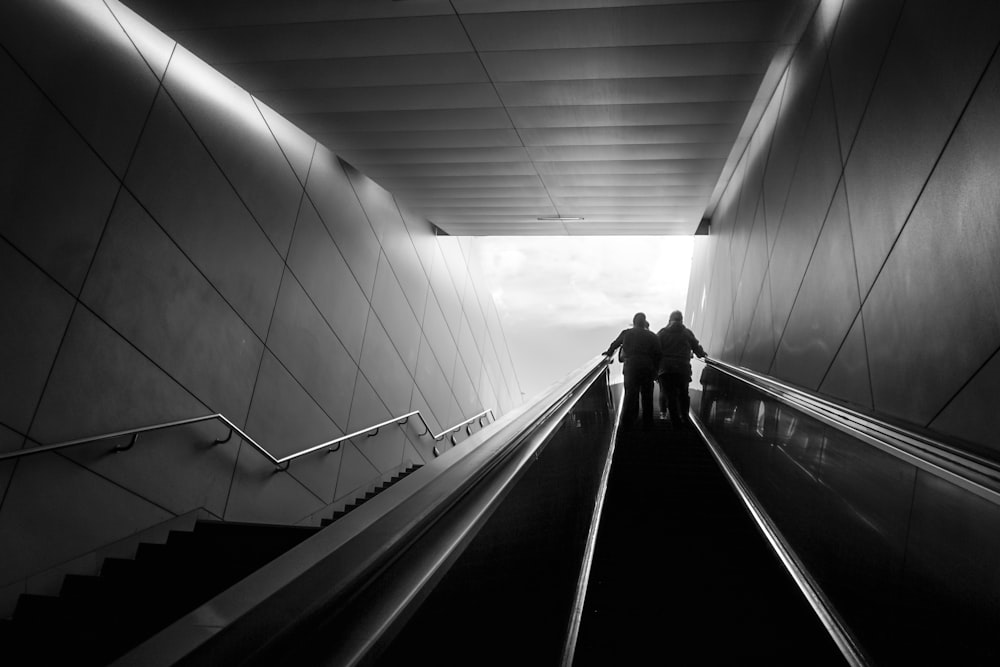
[691,412,868,667]
[697,358,1000,665]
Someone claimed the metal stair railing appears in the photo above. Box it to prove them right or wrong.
[0,408,495,470]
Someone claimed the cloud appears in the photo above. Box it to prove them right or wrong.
[472,236,695,398]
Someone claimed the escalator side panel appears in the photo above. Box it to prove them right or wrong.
[699,368,1000,665]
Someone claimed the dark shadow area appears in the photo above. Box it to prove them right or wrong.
[699,365,1000,666]
[370,377,616,666]
[574,412,845,666]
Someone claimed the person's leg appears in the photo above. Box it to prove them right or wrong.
[621,367,639,429]
[666,374,684,427]
[640,374,655,428]
[680,379,692,423]
[657,374,668,418]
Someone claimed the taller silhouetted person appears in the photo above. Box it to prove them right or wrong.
[656,310,706,429]
[604,312,661,430]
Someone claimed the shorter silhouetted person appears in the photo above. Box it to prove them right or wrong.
[605,312,661,430]
[656,310,706,428]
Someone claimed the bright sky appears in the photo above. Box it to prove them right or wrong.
[471,236,695,401]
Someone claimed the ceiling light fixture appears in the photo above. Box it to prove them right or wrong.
[537,216,585,221]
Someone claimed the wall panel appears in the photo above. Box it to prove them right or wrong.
[243,351,343,502]
[817,313,872,411]
[844,1,1000,297]
[306,153,381,297]
[767,71,842,341]
[827,0,903,161]
[286,199,371,362]
[371,252,422,375]
[223,439,327,525]
[81,191,264,423]
[0,50,121,295]
[358,313,417,417]
[772,181,858,390]
[30,308,207,444]
[0,4,520,600]
[0,242,76,435]
[930,351,1000,457]
[687,0,1000,453]
[163,46,304,256]
[863,50,1000,425]
[267,269,358,430]
[0,0,162,176]
[126,90,284,338]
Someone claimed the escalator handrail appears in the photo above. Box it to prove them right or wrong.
[691,414,870,667]
[114,354,613,667]
[704,356,1000,502]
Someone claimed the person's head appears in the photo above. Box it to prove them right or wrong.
[669,310,683,323]
[632,312,647,328]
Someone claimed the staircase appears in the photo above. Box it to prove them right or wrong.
[1,463,422,666]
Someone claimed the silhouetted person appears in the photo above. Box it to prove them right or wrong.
[656,310,706,429]
[604,312,661,430]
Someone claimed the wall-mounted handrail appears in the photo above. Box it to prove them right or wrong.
[0,408,495,470]
[702,356,1000,502]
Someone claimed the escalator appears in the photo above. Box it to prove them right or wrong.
[572,417,845,665]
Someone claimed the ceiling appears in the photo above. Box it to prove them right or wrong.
[121,0,817,235]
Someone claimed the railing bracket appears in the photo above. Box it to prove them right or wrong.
[213,428,233,446]
[114,433,139,453]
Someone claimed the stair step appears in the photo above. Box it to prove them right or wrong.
[13,593,63,624]
[4,520,323,666]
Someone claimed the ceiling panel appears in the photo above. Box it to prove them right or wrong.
[375,175,545,189]
[338,147,531,164]
[217,53,488,91]
[507,102,752,127]
[534,158,727,175]
[391,188,551,199]
[123,0,453,29]
[543,173,719,186]
[547,185,714,196]
[264,84,501,114]
[481,43,775,81]
[359,162,541,177]
[460,3,796,50]
[519,124,740,145]
[285,109,514,132]
[453,1,738,12]
[315,129,525,150]
[526,143,733,160]
[169,16,471,63]
[121,0,817,235]
[496,75,762,107]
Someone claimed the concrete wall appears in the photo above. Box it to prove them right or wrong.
[0,0,521,601]
[685,0,1000,453]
